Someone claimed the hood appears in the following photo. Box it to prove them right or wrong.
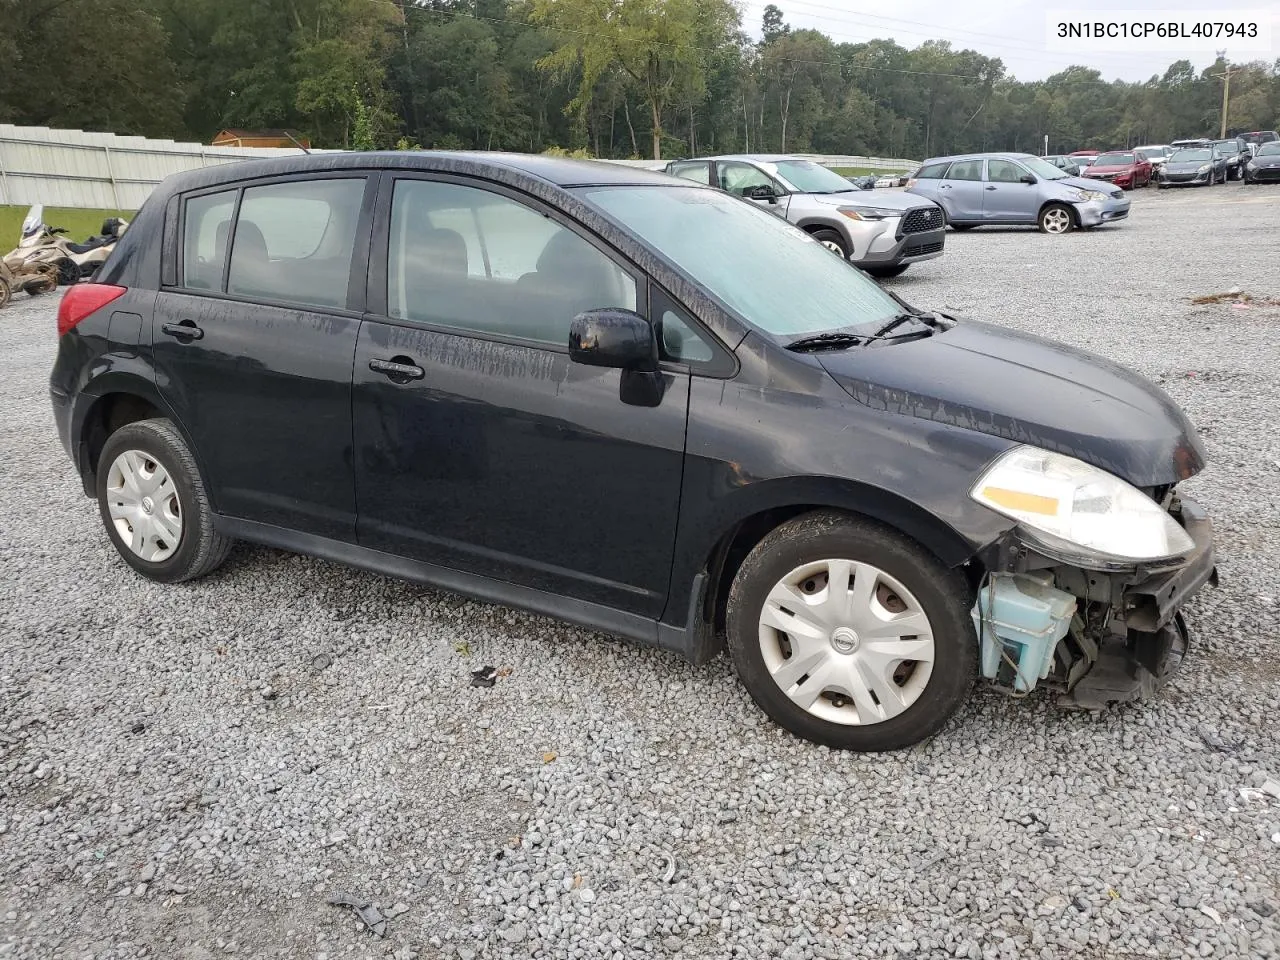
[817,319,1205,487]
[1164,160,1211,173]
[802,189,934,212]
[1087,163,1137,175]
[1251,155,1280,166]
[1056,175,1119,193]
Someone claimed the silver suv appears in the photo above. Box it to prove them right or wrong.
[665,155,945,277]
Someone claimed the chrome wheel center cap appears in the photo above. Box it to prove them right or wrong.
[831,627,860,654]
[141,496,155,516]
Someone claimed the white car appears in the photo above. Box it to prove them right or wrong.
[1134,145,1173,169]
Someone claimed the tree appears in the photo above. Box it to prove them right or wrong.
[531,0,739,160]
[761,4,788,44]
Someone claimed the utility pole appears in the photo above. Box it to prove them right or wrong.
[1212,53,1232,139]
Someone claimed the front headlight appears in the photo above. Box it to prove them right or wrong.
[1068,190,1105,202]
[971,447,1195,566]
[1197,164,1210,174]
[837,206,899,221]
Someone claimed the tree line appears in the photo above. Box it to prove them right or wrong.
[2,0,1278,161]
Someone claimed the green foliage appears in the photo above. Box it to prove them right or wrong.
[1,1,1277,161]
[541,146,594,159]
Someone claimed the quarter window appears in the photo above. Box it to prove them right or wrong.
[945,160,984,181]
[914,163,948,179]
[388,180,636,346]
[227,178,365,309]
[181,190,236,290]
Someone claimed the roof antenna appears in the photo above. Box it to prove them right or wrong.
[284,130,311,155]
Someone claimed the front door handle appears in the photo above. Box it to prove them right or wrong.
[161,320,203,340]
[939,184,952,189]
[369,357,425,382]
[984,185,997,190]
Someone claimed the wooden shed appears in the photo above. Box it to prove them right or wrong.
[211,129,310,149]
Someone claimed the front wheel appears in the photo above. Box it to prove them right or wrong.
[56,259,78,285]
[96,418,234,583]
[0,277,11,311]
[1038,204,1074,234]
[811,228,849,260]
[865,264,909,279]
[726,511,978,751]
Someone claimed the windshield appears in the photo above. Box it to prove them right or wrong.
[1257,143,1280,157]
[771,160,858,193]
[584,186,902,338]
[1094,153,1135,166]
[1170,149,1211,162]
[1213,141,1238,151]
[1020,156,1069,180]
[20,204,45,239]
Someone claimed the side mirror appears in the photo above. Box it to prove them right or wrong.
[745,184,779,202]
[1019,173,1036,184]
[569,308,657,372]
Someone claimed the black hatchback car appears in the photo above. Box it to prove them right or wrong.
[52,152,1215,751]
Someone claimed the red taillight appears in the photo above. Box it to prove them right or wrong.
[57,283,127,337]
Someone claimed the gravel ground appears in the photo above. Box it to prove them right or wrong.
[2,182,1279,960]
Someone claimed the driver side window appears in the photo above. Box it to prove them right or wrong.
[986,160,1025,184]
[717,161,774,196]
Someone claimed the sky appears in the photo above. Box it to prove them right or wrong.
[742,0,1280,83]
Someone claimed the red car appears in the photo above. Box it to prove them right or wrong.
[1081,150,1153,189]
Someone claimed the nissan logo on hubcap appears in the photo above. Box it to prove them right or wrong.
[141,496,155,516]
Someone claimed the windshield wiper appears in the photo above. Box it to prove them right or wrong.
[785,332,865,352]
[871,312,938,339]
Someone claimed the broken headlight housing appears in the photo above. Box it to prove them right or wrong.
[971,446,1195,567]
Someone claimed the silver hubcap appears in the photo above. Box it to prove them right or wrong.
[758,559,935,726]
[106,450,183,562]
[1043,209,1070,233]
[821,239,846,257]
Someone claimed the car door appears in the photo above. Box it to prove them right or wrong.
[716,160,787,215]
[1133,151,1151,185]
[153,174,373,540]
[351,175,691,618]
[935,159,985,222]
[983,159,1040,223]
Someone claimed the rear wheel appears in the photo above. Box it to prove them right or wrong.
[726,511,977,751]
[96,418,233,583]
[811,228,849,260]
[1038,204,1074,234]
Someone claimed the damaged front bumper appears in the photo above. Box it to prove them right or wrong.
[975,494,1217,708]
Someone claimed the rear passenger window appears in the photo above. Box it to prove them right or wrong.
[668,161,712,185]
[945,160,984,181]
[388,180,636,346]
[227,178,365,309]
[182,190,236,290]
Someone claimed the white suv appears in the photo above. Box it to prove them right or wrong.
[665,155,945,278]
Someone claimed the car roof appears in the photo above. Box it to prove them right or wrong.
[152,150,679,199]
[919,152,1037,165]
[676,154,811,164]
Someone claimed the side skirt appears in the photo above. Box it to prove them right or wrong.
[215,516,713,664]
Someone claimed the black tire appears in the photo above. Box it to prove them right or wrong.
[1037,203,1074,234]
[865,264,909,279]
[56,259,78,285]
[811,228,849,260]
[96,418,233,584]
[725,511,978,752]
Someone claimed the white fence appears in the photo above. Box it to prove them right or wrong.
[0,124,918,211]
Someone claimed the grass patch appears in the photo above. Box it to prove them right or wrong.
[0,206,135,249]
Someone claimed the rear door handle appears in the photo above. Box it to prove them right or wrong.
[984,185,997,191]
[939,184,952,189]
[161,320,203,340]
[369,357,425,382]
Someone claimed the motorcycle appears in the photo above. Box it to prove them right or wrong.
[1,208,60,299]
[9,205,129,285]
